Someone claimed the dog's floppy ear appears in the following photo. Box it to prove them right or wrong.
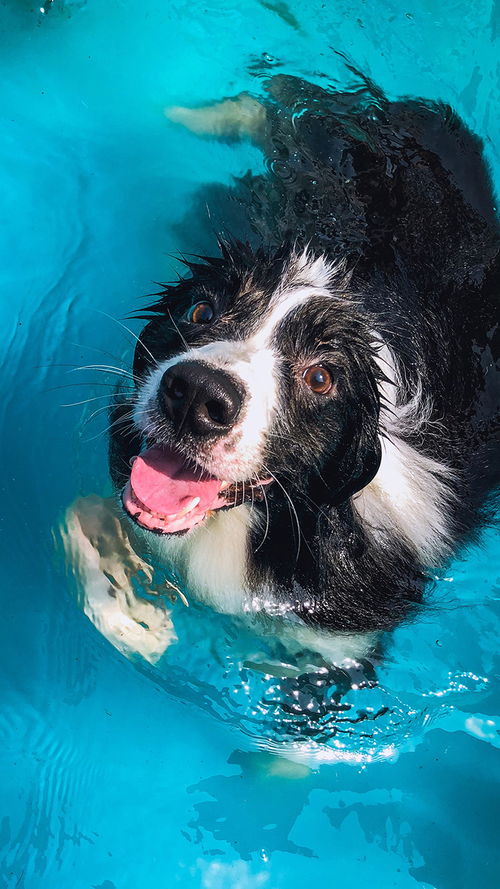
[327,415,382,505]
[313,367,382,506]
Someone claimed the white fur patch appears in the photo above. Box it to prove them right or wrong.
[291,248,346,289]
[354,339,455,565]
[251,249,349,351]
[147,504,257,613]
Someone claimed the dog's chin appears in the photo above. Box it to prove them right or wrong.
[121,443,272,536]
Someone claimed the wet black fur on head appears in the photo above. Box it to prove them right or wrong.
[109,75,499,634]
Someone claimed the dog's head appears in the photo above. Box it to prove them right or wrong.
[119,242,382,536]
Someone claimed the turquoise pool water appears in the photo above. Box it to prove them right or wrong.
[0,1,499,886]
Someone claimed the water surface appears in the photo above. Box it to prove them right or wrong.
[0,1,499,887]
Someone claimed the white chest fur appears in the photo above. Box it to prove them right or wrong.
[144,504,256,613]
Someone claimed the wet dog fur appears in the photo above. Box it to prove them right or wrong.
[108,75,500,637]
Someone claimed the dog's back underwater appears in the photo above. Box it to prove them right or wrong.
[93,75,499,650]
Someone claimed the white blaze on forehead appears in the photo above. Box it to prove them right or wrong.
[286,248,341,289]
[250,250,345,348]
[250,287,321,350]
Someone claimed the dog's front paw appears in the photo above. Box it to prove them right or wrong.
[60,495,176,663]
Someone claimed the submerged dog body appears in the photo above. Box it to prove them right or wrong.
[109,76,499,635]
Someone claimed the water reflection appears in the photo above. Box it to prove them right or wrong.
[187,750,315,859]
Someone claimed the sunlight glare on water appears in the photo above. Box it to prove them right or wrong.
[0,1,499,887]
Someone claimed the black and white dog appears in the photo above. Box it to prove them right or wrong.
[81,76,499,655]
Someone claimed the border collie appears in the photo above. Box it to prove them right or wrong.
[75,75,500,656]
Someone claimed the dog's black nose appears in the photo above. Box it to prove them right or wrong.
[159,360,243,437]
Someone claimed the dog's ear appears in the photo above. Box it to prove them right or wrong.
[312,370,382,506]
[327,416,382,505]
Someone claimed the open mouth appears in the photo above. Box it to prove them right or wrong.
[122,445,272,535]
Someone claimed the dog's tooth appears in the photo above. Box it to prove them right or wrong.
[179,496,201,516]
[220,481,231,490]
[163,498,200,522]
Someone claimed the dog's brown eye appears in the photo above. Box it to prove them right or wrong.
[303,365,333,395]
[187,301,214,324]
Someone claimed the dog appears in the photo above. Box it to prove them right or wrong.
[66,75,499,663]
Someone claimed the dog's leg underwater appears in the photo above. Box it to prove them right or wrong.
[166,93,267,143]
[60,495,176,663]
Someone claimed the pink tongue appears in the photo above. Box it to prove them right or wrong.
[129,447,223,515]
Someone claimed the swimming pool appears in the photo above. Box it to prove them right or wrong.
[0,0,499,886]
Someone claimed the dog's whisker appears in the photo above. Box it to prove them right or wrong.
[249,483,255,520]
[166,307,189,350]
[61,393,134,408]
[67,363,137,382]
[45,381,135,395]
[261,463,303,563]
[81,409,145,442]
[80,404,137,431]
[70,341,132,366]
[254,482,270,553]
[78,401,155,434]
[41,361,136,382]
[96,311,158,368]
[259,459,342,532]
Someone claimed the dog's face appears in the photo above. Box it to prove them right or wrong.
[121,244,382,537]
